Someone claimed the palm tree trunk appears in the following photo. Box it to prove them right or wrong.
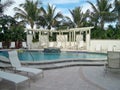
[100,19,104,30]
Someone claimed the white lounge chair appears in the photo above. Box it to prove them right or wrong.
[105,51,120,73]
[40,42,47,48]
[49,42,54,47]
[0,56,12,70]
[78,41,84,49]
[68,43,75,49]
[56,42,62,48]
[0,71,29,90]
[22,42,28,49]
[8,50,44,77]
[10,42,15,48]
[0,42,3,48]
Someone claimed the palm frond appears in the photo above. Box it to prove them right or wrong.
[13,0,41,29]
[87,1,98,13]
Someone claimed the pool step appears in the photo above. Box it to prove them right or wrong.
[27,60,105,70]
[0,58,106,70]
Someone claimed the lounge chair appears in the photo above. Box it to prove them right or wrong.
[49,42,54,47]
[0,71,29,90]
[22,42,28,49]
[8,50,44,77]
[0,57,11,70]
[68,43,75,49]
[105,51,120,73]
[40,42,47,48]
[0,42,3,48]
[10,42,15,48]
[78,41,84,49]
[56,42,62,48]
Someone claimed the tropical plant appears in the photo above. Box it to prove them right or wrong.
[14,0,41,29]
[57,16,74,29]
[0,0,14,15]
[69,7,90,27]
[113,0,120,27]
[0,15,16,42]
[88,0,116,29]
[0,15,25,48]
[38,4,63,30]
[10,24,25,41]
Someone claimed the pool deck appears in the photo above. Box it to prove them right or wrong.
[0,49,120,90]
[0,66,120,90]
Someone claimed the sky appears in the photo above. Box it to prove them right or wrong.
[3,0,115,28]
[4,0,96,18]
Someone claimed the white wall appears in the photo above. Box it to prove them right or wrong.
[90,40,120,52]
[27,33,120,52]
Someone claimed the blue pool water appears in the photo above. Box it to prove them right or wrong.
[0,51,107,61]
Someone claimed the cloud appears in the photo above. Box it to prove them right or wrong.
[4,0,25,16]
[4,0,96,18]
[4,0,38,16]
[81,3,94,13]
[43,0,79,5]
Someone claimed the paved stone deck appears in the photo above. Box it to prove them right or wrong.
[0,66,120,90]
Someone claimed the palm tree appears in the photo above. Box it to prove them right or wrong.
[39,4,63,30]
[113,0,120,26]
[14,0,41,29]
[57,16,75,29]
[88,0,116,29]
[69,7,89,27]
[0,0,14,15]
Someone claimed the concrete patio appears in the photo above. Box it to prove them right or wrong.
[0,66,120,90]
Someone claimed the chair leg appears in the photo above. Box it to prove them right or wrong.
[28,79,31,88]
[15,84,17,90]
[41,71,44,78]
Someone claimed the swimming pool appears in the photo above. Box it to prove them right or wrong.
[0,50,107,61]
